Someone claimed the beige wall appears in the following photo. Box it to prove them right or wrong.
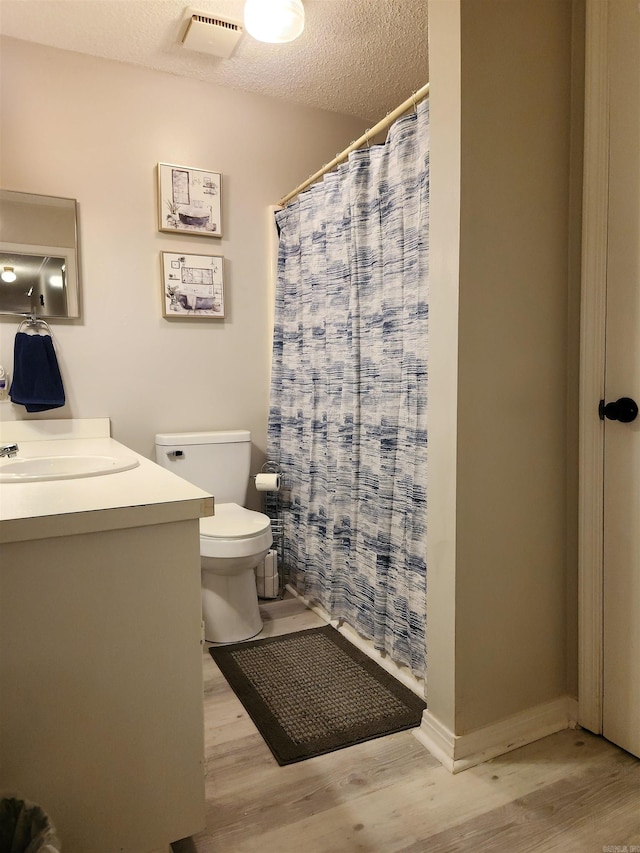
[0,38,368,494]
[424,0,461,735]
[427,0,581,736]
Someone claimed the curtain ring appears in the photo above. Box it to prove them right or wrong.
[412,93,418,114]
[365,132,371,149]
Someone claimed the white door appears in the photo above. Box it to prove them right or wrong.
[602,0,640,759]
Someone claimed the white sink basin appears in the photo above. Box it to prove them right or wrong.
[0,454,139,482]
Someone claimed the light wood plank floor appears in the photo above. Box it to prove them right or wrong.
[173,597,640,853]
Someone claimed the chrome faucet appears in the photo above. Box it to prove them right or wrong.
[0,443,19,458]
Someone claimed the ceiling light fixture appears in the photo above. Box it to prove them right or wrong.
[1,267,16,283]
[244,0,304,43]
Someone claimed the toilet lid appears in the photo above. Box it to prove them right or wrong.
[200,503,271,539]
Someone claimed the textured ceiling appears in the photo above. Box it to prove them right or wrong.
[0,0,429,123]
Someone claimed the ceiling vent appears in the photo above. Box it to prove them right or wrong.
[181,9,244,59]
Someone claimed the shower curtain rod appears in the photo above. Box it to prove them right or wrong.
[277,82,430,207]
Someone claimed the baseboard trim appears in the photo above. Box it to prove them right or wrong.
[414,696,578,773]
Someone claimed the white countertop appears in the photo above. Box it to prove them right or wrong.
[0,433,214,544]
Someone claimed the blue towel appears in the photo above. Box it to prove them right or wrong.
[10,331,66,412]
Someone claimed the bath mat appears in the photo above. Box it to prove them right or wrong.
[209,625,426,765]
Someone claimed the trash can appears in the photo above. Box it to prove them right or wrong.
[0,796,61,852]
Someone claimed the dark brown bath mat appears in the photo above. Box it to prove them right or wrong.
[209,625,426,765]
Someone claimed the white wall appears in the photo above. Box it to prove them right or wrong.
[0,38,369,496]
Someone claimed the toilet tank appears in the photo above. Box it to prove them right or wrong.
[155,430,251,505]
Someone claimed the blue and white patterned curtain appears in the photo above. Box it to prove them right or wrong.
[268,99,429,676]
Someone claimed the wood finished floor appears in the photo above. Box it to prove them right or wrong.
[173,597,640,853]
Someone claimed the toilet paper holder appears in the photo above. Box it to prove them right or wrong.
[250,460,283,479]
[251,461,285,598]
[250,461,284,491]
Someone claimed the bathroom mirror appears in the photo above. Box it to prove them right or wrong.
[0,189,80,318]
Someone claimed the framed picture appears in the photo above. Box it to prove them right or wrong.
[157,163,222,237]
[161,252,225,319]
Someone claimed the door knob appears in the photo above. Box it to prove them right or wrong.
[598,396,639,423]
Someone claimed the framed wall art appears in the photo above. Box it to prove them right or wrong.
[161,251,225,319]
[157,163,222,237]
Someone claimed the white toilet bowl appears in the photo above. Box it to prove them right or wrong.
[154,430,274,645]
[200,503,272,643]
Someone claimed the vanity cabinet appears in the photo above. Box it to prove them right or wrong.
[0,419,213,853]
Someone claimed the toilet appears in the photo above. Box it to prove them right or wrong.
[155,430,272,643]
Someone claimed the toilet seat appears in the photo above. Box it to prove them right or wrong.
[200,503,272,559]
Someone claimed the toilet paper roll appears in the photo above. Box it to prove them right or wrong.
[255,473,281,492]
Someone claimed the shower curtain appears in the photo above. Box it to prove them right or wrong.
[268,98,429,676]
